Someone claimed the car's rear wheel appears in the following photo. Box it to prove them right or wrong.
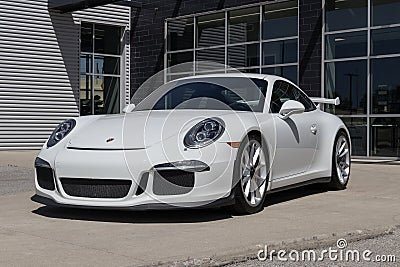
[229,134,269,215]
[328,131,351,190]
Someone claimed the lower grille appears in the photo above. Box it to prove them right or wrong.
[153,170,194,195]
[36,167,55,191]
[61,178,131,199]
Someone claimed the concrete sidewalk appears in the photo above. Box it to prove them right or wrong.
[0,152,399,266]
[0,150,39,168]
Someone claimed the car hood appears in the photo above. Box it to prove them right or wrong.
[67,110,241,149]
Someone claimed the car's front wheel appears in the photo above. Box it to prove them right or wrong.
[229,134,269,215]
[328,131,351,190]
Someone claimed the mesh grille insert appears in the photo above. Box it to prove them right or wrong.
[36,167,55,191]
[61,178,131,199]
[153,170,194,195]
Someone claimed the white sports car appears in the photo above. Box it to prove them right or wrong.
[32,74,351,214]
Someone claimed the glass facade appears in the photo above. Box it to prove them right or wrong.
[164,0,400,158]
[165,1,298,83]
[324,0,400,158]
[80,23,122,116]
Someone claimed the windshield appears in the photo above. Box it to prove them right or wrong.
[134,77,268,112]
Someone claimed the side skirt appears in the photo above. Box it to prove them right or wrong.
[267,177,331,194]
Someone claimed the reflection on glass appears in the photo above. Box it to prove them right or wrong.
[340,117,367,156]
[325,0,367,32]
[372,0,400,26]
[229,7,260,44]
[263,0,297,40]
[94,56,120,75]
[168,51,193,68]
[95,25,121,55]
[167,18,194,51]
[227,68,260,74]
[239,68,260,74]
[81,23,93,53]
[325,60,367,115]
[196,47,225,71]
[79,75,92,116]
[325,31,367,59]
[197,13,225,47]
[93,76,120,114]
[227,44,259,68]
[80,23,122,116]
[371,27,400,56]
[371,58,400,114]
[167,73,194,82]
[80,54,92,73]
[263,39,297,65]
[371,117,400,157]
[262,65,297,83]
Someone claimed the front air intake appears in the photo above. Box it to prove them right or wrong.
[153,170,194,195]
[36,166,56,191]
[61,178,131,199]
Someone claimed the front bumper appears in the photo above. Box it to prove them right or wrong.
[34,142,237,209]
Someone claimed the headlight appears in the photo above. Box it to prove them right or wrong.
[47,119,76,148]
[184,118,225,148]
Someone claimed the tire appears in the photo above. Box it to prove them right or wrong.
[228,134,269,215]
[327,131,351,190]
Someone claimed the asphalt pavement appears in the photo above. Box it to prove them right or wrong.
[0,151,399,266]
[229,229,399,266]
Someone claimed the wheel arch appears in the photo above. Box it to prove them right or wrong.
[242,129,273,163]
[238,129,274,188]
[315,116,351,175]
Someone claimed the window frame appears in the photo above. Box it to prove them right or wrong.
[322,0,400,158]
[164,1,299,83]
[79,22,123,116]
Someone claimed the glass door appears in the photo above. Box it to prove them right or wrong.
[80,23,122,115]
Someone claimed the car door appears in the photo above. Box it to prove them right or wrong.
[269,80,319,182]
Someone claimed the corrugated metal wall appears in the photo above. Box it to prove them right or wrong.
[0,0,130,150]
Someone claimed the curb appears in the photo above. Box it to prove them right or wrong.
[143,224,400,267]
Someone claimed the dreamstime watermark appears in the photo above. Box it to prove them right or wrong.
[257,238,397,263]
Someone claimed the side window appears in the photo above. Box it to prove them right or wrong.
[270,81,287,113]
[288,84,316,112]
[270,80,315,113]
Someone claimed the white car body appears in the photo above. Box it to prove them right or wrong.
[32,74,350,211]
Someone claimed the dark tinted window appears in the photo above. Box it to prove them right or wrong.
[229,7,260,44]
[167,18,194,51]
[325,31,367,59]
[371,57,400,114]
[270,80,315,113]
[325,0,367,32]
[372,0,400,26]
[371,27,400,56]
[197,13,225,47]
[263,1,298,39]
[263,39,298,65]
[94,25,121,55]
[81,23,93,53]
[324,60,367,115]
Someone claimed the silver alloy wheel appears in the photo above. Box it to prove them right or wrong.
[335,135,350,185]
[240,140,268,207]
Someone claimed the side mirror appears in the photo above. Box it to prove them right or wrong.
[279,100,305,120]
[122,103,136,113]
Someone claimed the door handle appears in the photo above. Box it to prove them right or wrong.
[310,124,318,135]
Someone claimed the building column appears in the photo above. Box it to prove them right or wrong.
[298,0,323,97]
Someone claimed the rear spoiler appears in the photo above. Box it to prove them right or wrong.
[310,97,340,106]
